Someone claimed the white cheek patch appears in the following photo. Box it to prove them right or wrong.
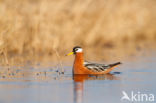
[76,48,83,52]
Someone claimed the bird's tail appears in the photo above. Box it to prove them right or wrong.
[109,62,121,67]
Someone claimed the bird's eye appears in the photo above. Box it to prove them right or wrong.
[75,48,78,51]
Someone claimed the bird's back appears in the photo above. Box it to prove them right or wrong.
[84,61,121,73]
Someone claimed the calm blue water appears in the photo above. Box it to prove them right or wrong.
[0,55,156,103]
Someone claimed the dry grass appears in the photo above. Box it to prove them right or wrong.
[0,0,156,64]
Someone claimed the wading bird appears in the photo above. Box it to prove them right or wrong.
[66,46,121,74]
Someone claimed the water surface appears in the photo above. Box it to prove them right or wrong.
[0,55,156,103]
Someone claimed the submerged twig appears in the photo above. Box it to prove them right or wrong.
[53,48,64,75]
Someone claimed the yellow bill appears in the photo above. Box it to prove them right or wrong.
[66,52,74,56]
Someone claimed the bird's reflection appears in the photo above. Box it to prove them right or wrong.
[73,73,119,103]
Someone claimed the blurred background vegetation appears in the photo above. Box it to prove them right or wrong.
[0,0,156,64]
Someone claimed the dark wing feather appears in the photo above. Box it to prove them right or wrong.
[84,61,121,72]
[84,61,110,72]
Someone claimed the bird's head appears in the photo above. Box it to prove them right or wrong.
[66,46,83,56]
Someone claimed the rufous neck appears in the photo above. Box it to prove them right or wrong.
[74,52,84,65]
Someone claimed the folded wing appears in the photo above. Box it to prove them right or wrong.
[84,61,121,72]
